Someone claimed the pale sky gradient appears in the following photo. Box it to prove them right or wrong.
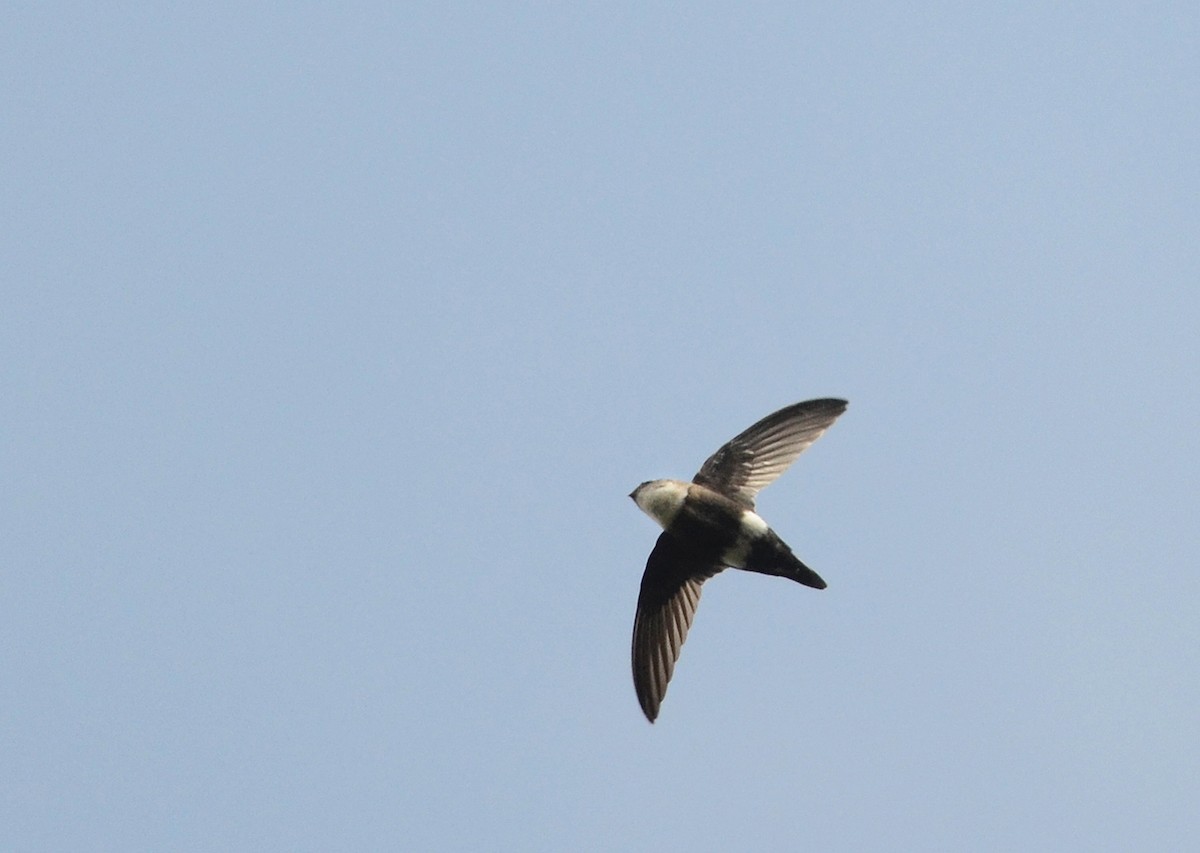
[4,4,1198,850]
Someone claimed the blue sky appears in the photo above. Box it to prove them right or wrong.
[4,4,1198,850]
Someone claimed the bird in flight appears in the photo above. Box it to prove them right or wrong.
[628,397,848,722]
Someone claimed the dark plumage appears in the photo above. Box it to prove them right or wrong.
[628,398,847,722]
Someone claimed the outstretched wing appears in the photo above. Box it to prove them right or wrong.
[693,398,847,508]
[631,533,723,722]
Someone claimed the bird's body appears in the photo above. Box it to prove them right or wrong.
[628,398,847,722]
[632,479,822,585]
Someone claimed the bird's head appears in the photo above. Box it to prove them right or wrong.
[629,479,687,529]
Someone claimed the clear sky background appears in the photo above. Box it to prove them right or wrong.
[4,4,1198,850]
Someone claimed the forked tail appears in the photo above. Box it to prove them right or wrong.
[744,531,827,590]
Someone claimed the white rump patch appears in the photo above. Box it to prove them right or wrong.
[739,510,769,535]
[718,509,770,566]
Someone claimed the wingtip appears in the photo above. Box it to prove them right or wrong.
[637,696,659,723]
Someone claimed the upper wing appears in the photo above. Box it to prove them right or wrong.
[631,532,723,723]
[693,398,848,508]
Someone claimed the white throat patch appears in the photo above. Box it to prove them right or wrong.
[632,479,688,529]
